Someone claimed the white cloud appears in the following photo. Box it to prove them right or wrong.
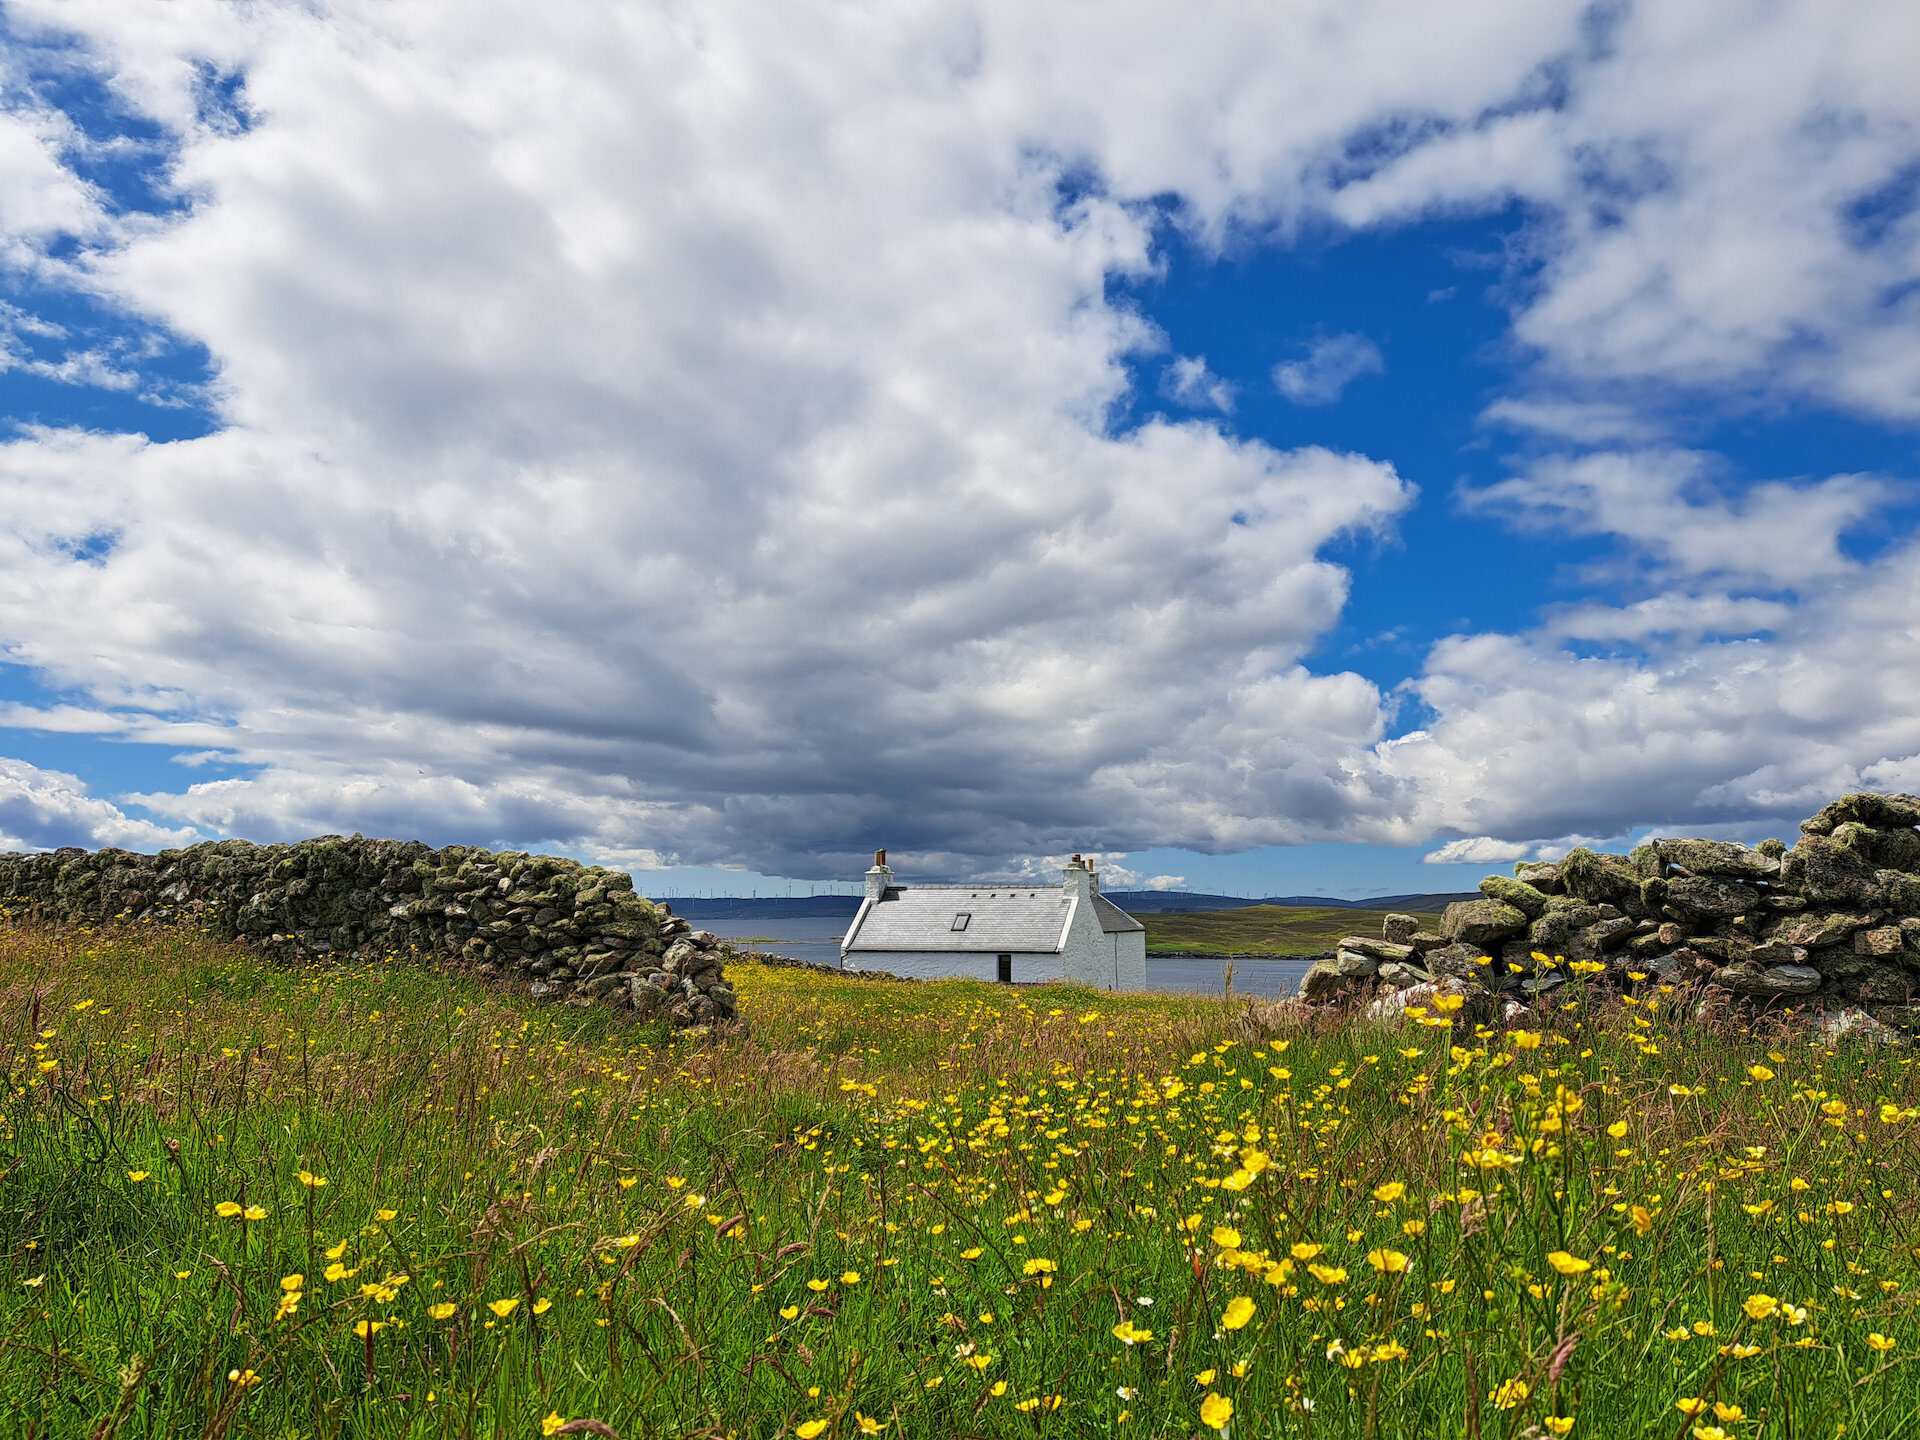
[1541,593,1794,645]
[1478,397,1665,446]
[0,756,197,852]
[1160,355,1234,413]
[1459,450,1887,590]
[1272,333,1385,406]
[1421,836,1532,866]
[0,1,1910,877]
[1379,527,1920,847]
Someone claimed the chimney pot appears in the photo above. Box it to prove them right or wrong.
[875,848,886,866]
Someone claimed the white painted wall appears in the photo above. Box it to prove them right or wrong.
[844,951,1063,982]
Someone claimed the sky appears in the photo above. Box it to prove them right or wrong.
[1,1,1919,899]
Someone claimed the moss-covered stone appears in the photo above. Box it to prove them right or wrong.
[0,835,721,1028]
[1477,874,1548,920]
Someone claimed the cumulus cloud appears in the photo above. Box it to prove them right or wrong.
[1459,450,1887,590]
[1272,333,1385,406]
[0,756,197,852]
[1160,355,1235,412]
[1422,836,1537,867]
[1381,527,1920,847]
[0,0,1912,877]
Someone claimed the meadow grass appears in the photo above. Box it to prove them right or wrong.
[4,922,1920,1438]
[1140,908,1409,956]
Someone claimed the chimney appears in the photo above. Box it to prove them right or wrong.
[1062,852,1094,902]
[865,849,894,904]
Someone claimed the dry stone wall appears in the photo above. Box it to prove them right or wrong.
[0,835,736,1029]
[1303,792,1920,1039]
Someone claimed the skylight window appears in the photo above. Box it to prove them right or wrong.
[951,913,971,931]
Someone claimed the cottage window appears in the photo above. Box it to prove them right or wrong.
[951,912,971,931]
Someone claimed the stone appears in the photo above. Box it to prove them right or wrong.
[1770,911,1872,949]
[1869,1006,1920,1034]
[1638,949,1684,979]
[1499,940,1546,974]
[1807,947,1876,982]
[1661,876,1761,923]
[1658,921,1689,946]
[1568,917,1637,959]
[1521,971,1566,995]
[1627,844,1666,879]
[1382,913,1420,944]
[1876,871,1920,915]
[1826,822,1920,873]
[1334,950,1380,978]
[1375,960,1429,988]
[1407,930,1447,951]
[1336,937,1416,963]
[1513,861,1563,892]
[1667,946,1719,979]
[1422,942,1491,979]
[1683,934,1734,961]
[1657,838,1781,880]
[1626,931,1669,959]
[1478,874,1548,919]
[1440,898,1530,948]
[1780,835,1878,906]
[1815,1007,1908,1046]
[1845,966,1914,1006]
[1747,940,1807,967]
[1711,963,1821,996]
[1300,958,1353,1003]
[1558,847,1640,906]
[1855,925,1904,957]
[1800,793,1920,836]
[1364,977,1489,1025]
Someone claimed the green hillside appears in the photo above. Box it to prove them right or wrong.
[1142,903,1407,955]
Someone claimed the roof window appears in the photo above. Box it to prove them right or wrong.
[951,912,971,931]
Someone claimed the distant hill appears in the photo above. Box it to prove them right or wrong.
[663,889,1479,920]
[1103,890,1479,914]
[663,895,864,920]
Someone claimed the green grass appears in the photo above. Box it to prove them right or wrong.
[5,920,1920,1438]
[1143,906,1407,956]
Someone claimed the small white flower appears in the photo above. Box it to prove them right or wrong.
[1135,1296,1154,1306]
[1116,1387,1137,1401]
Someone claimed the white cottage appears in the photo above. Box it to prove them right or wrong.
[839,851,1147,989]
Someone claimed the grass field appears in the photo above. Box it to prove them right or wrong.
[5,921,1920,1438]
[1142,907,1404,956]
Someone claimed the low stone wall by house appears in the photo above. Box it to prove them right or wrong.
[0,835,735,1028]
[1301,792,1920,1038]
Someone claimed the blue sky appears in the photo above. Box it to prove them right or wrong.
[2,2,1919,899]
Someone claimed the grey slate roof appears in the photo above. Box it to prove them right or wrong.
[1091,894,1146,934]
[843,885,1073,954]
